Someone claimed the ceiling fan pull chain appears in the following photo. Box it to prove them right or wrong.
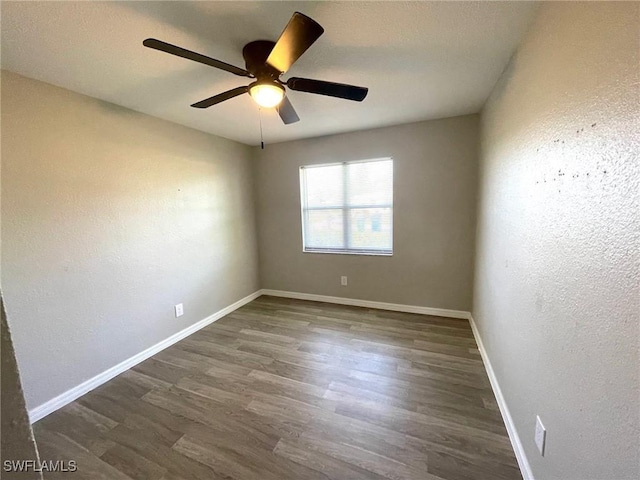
[259,107,265,149]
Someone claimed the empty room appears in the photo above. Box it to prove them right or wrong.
[1,1,638,480]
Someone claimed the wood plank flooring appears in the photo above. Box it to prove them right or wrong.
[33,296,521,480]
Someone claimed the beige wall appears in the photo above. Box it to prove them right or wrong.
[1,71,259,411]
[473,3,639,479]
[255,116,478,311]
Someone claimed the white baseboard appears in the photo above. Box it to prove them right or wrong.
[260,289,470,319]
[28,290,262,423]
[468,314,534,480]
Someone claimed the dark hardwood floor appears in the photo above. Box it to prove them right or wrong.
[33,296,521,480]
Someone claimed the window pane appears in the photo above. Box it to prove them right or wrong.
[348,208,392,251]
[304,209,344,249]
[303,164,343,208]
[346,160,393,207]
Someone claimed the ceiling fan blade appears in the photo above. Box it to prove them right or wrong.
[143,38,252,77]
[191,86,249,108]
[266,12,324,74]
[277,96,300,124]
[287,77,368,101]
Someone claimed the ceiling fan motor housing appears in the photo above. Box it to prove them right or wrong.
[242,40,280,80]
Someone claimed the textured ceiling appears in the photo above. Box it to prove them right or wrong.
[1,1,538,146]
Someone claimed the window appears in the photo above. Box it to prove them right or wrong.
[300,158,393,255]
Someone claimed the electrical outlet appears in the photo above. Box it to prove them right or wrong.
[341,276,348,286]
[535,415,546,456]
[175,303,184,318]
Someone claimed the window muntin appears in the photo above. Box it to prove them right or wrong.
[300,158,393,255]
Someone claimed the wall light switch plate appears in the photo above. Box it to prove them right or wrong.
[175,303,184,318]
[535,415,546,456]
[341,276,348,286]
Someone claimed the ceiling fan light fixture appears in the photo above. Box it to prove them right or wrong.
[249,81,285,108]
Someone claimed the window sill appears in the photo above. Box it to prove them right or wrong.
[303,249,393,257]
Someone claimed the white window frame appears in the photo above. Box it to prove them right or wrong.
[299,157,393,256]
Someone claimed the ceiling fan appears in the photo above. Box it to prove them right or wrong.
[143,12,368,125]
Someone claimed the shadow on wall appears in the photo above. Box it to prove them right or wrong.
[1,293,42,480]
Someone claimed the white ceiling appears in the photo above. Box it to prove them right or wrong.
[1,1,538,146]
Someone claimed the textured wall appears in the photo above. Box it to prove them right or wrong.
[473,3,639,479]
[1,295,42,480]
[255,116,479,311]
[1,71,259,411]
